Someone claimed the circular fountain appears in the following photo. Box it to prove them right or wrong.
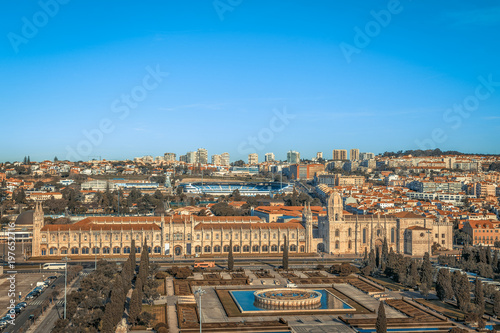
[253,288,322,310]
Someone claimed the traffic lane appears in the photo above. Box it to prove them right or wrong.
[7,276,64,333]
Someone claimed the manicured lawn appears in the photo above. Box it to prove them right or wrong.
[142,304,168,326]
[415,299,465,321]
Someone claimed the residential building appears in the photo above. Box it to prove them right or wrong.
[350,149,359,161]
[332,149,347,161]
[265,153,275,162]
[186,151,197,164]
[248,153,258,165]
[316,152,323,160]
[221,152,230,166]
[289,164,325,180]
[197,148,208,164]
[164,153,176,162]
[287,150,300,164]
[359,152,375,160]
[211,154,221,165]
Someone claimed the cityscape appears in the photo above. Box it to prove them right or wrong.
[2,1,500,333]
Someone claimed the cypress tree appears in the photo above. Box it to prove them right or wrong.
[474,277,485,316]
[376,301,387,333]
[228,238,234,271]
[130,239,136,271]
[436,268,453,301]
[283,235,289,270]
[451,271,470,311]
[128,276,143,325]
[493,291,500,317]
[420,252,433,298]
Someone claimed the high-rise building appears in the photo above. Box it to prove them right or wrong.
[359,152,375,160]
[179,155,187,163]
[287,150,300,164]
[186,151,197,164]
[164,152,176,162]
[221,152,230,166]
[350,149,359,161]
[332,149,347,161]
[248,153,258,165]
[197,148,208,164]
[316,152,323,160]
[211,154,221,165]
[265,152,275,162]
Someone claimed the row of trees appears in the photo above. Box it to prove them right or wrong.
[438,246,499,279]
[53,240,160,333]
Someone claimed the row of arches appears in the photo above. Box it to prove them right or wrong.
[194,244,303,253]
[42,246,162,256]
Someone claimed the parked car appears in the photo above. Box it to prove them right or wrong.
[17,302,27,308]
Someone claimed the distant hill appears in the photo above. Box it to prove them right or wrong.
[380,148,464,158]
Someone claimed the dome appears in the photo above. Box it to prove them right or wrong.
[15,210,34,226]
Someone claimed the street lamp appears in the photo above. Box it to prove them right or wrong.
[62,256,71,319]
[194,287,206,333]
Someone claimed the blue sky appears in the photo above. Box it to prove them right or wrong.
[1,0,499,162]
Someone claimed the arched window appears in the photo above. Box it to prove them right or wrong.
[300,245,305,252]
[273,233,276,239]
[147,247,152,253]
[363,228,367,244]
[348,228,352,237]
[252,245,259,252]
[280,245,284,251]
[136,247,141,253]
[243,245,250,252]
[49,247,57,255]
[348,240,352,249]
[174,246,182,255]
[102,247,110,254]
[60,247,68,255]
[113,247,120,254]
[335,229,340,237]
[41,249,47,256]
[71,247,79,255]
[92,247,99,254]
[214,245,221,253]
[262,245,268,252]
[223,245,230,252]
[81,247,89,255]
[204,245,211,253]
[291,233,295,239]
[233,245,240,252]
[195,246,202,253]
[123,247,131,254]
[335,241,340,249]
[391,228,395,243]
[290,244,297,251]
[271,245,278,252]
[154,246,161,254]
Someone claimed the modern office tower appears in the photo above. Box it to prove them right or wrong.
[287,150,300,164]
[186,151,197,164]
[248,153,258,164]
[211,154,221,165]
[221,152,230,166]
[164,152,176,162]
[359,152,375,160]
[265,152,275,162]
[316,152,323,160]
[332,149,347,161]
[350,149,359,161]
[197,148,208,164]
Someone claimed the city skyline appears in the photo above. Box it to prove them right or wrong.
[2,1,500,162]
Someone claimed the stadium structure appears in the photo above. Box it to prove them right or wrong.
[179,182,293,196]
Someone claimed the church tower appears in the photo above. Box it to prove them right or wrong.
[325,191,343,253]
[32,202,44,257]
[302,203,313,253]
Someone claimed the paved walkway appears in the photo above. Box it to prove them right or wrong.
[166,277,179,333]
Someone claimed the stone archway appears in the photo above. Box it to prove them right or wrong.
[317,243,324,252]
[174,246,182,256]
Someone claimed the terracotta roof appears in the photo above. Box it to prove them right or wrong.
[41,223,160,232]
[194,221,304,230]
[392,211,424,219]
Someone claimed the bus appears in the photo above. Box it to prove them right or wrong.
[193,261,215,269]
[42,263,67,270]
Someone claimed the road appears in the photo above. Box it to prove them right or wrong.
[3,274,63,333]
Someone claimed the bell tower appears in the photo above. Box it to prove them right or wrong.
[32,202,44,257]
[302,203,313,253]
[326,191,343,253]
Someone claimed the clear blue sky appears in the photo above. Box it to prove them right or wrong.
[1,1,499,162]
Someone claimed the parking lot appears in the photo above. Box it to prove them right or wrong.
[0,273,53,318]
